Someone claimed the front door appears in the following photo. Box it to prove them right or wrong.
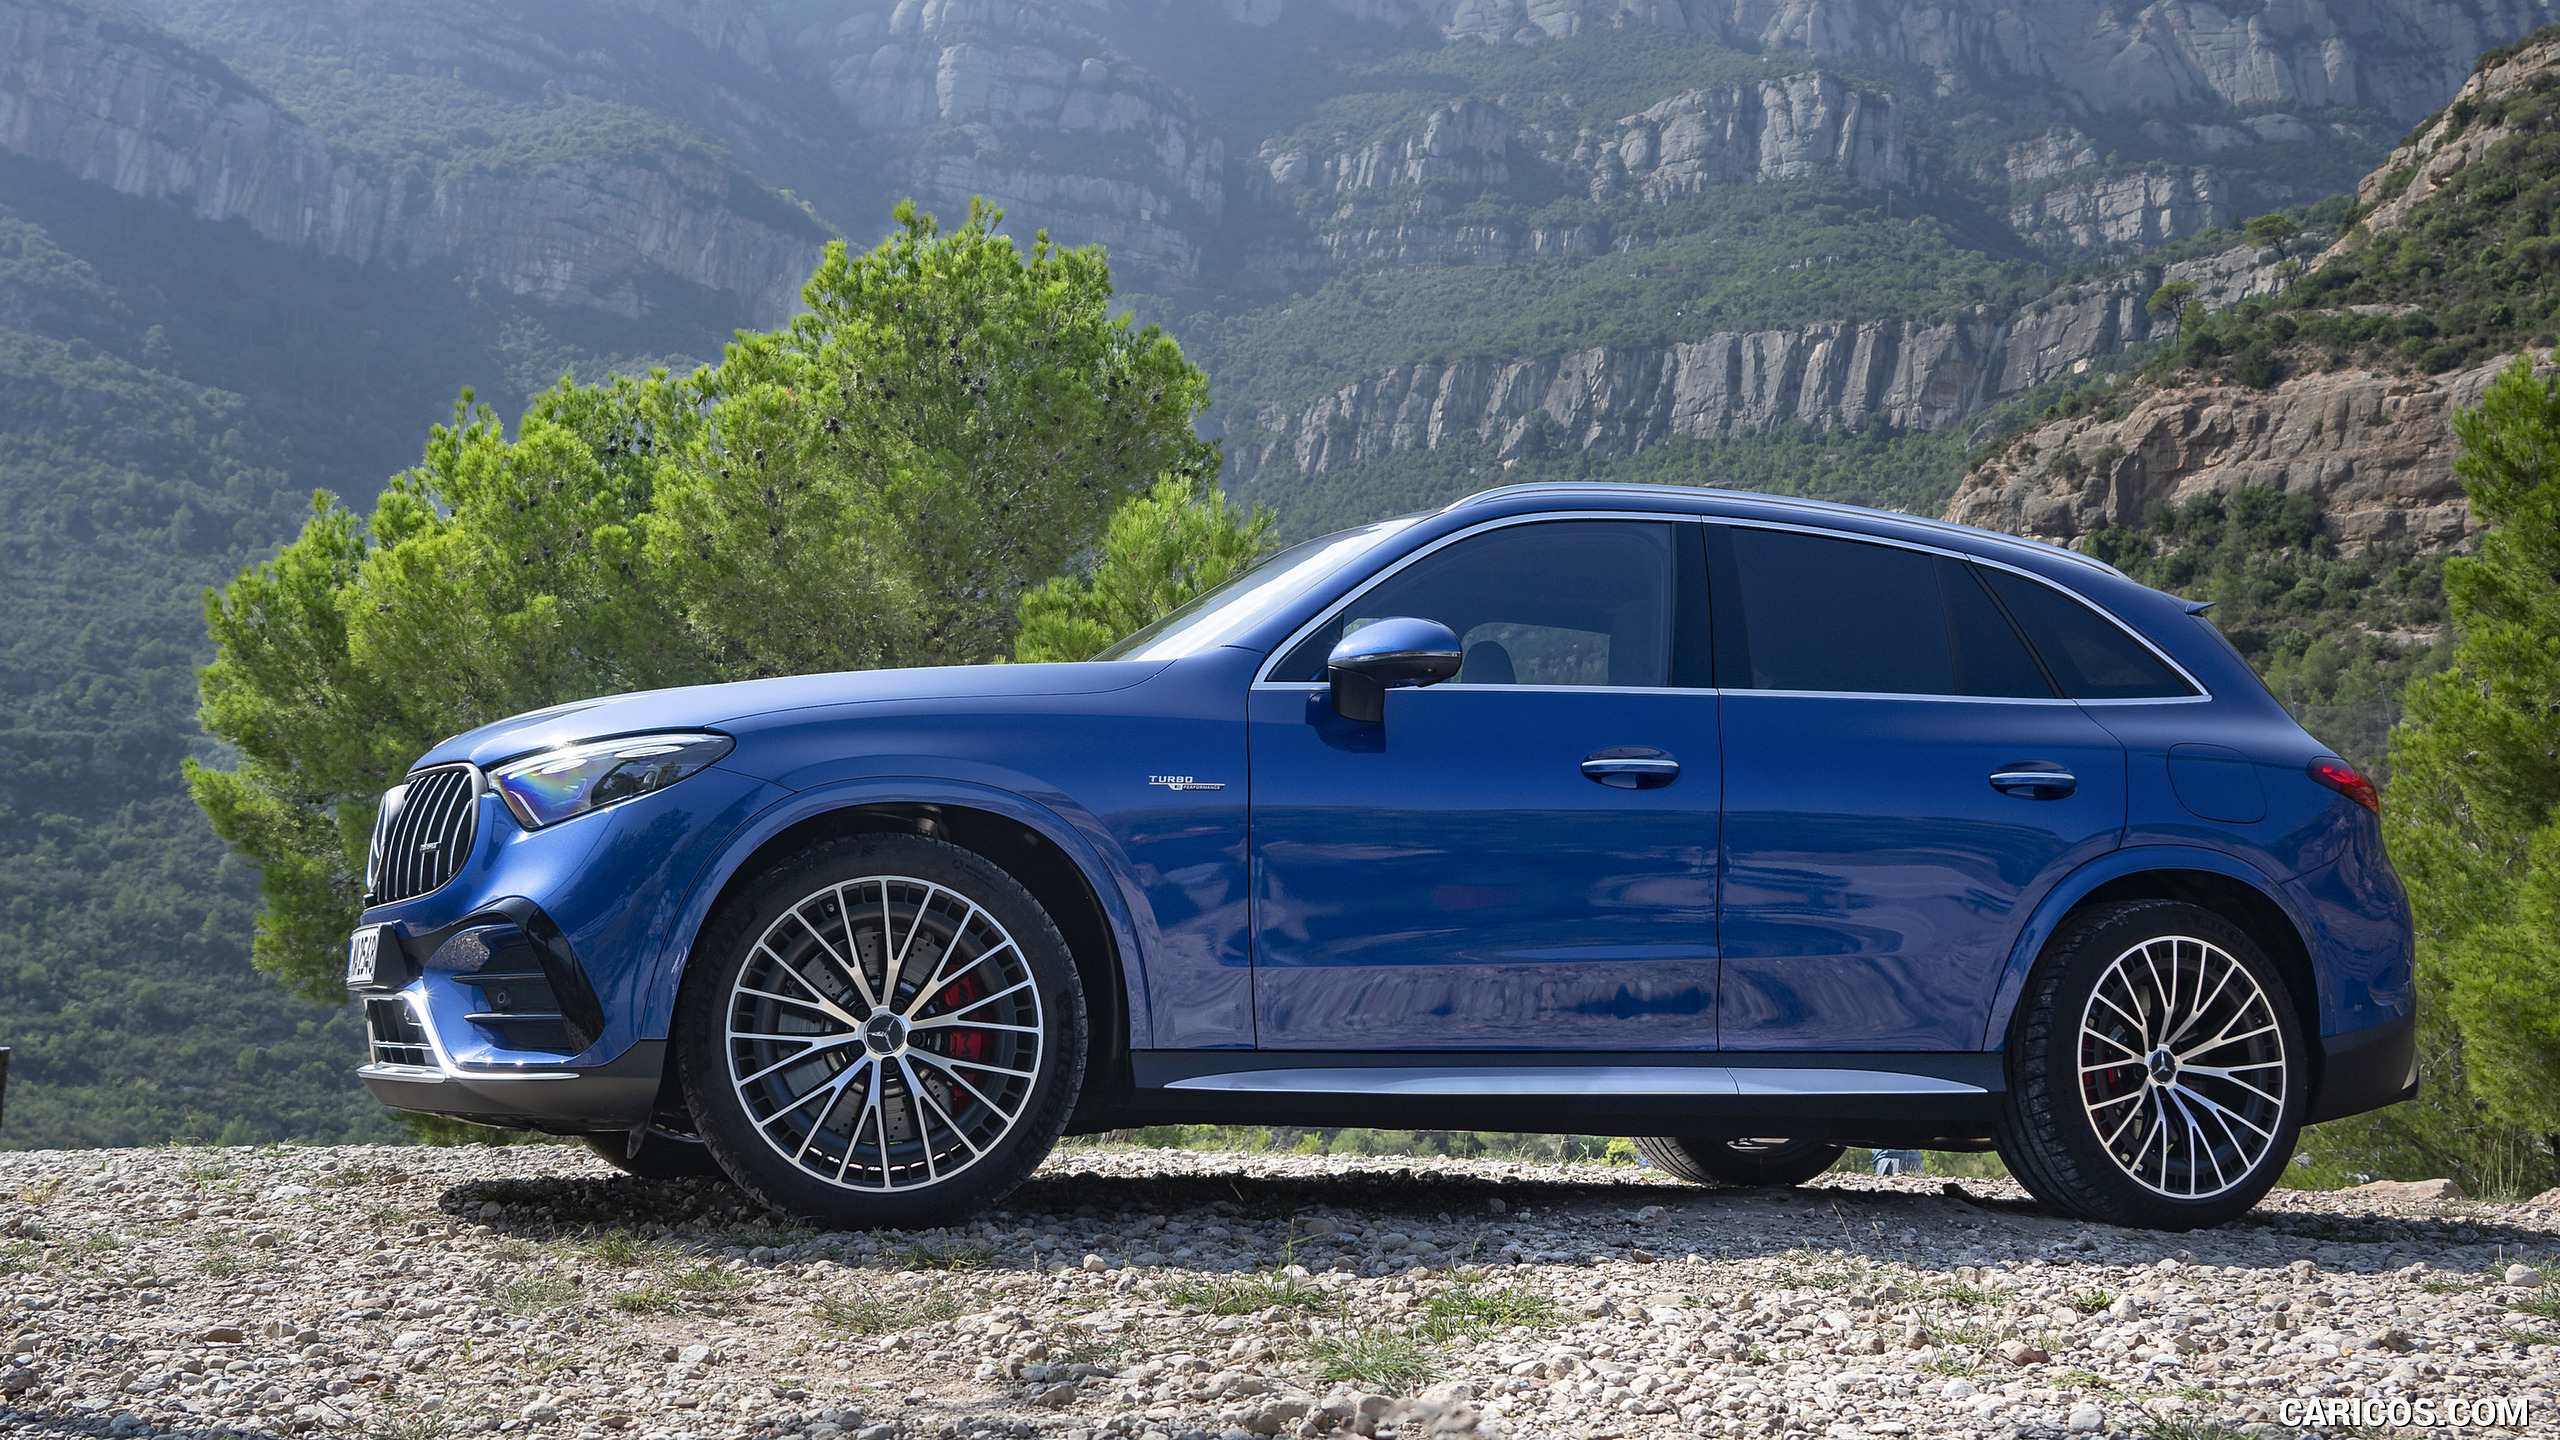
[1706,523,2128,1051]
[1247,518,1723,1050]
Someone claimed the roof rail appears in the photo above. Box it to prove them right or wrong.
[1442,481,2126,579]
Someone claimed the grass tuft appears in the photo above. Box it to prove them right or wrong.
[2066,1289,2118,1315]
[1305,1328,1437,1394]
[810,1285,964,1334]
[1417,1281,1564,1340]
[494,1273,582,1313]
[1161,1270,1341,1316]
[895,1241,990,1272]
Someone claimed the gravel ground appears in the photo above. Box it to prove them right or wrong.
[4,1145,2558,1440]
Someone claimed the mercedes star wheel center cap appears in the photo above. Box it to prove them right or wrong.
[863,1011,908,1056]
[2146,1046,2178,1084]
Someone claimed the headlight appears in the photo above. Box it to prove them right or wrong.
[491,733,733,829]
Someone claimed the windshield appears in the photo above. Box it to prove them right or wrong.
[1093,515,1424,662]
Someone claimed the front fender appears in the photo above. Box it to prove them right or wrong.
[1976,844,2319,1049]
[644,775,1156,1049]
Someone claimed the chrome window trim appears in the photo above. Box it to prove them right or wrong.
[1246,507,2209,703]
[1251,509,1701,689]
[1162,1065,1985,1097]
[1709,515,2213,703]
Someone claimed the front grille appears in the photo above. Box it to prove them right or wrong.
[370,764,478,904]
[365,997,434,1068]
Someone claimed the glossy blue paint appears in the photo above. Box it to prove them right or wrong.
[1248,682,1720,1049]
[2168,743,2267,824]
[1978,843,2316,1049]
[345,481,2416,1142]
[1717,693,2128,1051]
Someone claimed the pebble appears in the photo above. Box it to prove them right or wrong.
[0,1145,2553,1440]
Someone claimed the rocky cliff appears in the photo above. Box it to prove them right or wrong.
[2339,28,2560,249]
[1244,0,2560,126]
[808,0,1224,284]
[0,0,827,322]
[2009,169,2228,250]
[1228,236,2290,485]
[1578,73,1908,200]
[1940,359,2513,551]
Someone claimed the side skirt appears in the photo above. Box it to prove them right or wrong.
[1073,1050,2003,1143]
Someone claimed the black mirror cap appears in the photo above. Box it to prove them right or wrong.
[1327,616,1462,721]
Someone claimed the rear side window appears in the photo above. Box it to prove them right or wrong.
[1979,568,2198,700]
[1707,526,2054,698]
[1270,520,1677,686]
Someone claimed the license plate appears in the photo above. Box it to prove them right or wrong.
[347,926,385,987]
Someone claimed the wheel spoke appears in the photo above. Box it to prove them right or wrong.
[783,908,879,1016]
[910,1015,1041,1035]
[907,1047,1024,1116]
[735,983,863,1029]
[920,975,1036,1023]
[751,1056,863,1133]
[905,936,1020,1021]
[2179,1018,2276,1063]
[901,1055,981,1164]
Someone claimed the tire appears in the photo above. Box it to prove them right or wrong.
[1636,1136,1846,1187]
[1995,899,2305,1231]
[580,1127,727,1181]
[676,833,1087,1229]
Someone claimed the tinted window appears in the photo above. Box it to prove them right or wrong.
[1980,569,2197,700]
[1708,527,2054,697]
[1272,521,1676,686]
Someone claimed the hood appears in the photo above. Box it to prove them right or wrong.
[413,660,1170,771]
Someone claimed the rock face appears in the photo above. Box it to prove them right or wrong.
[2344,29,2560,248]
[0,0,827,322]
[811,0,1224,284]
[1585,73,1908,199]
[1238,0,2560,126]
[1232,243,2289,484]
[2010,169,2229,251]
[1940,358,2519,551]
[1275,101,1510,194]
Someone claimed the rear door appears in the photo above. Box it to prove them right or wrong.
[1709,523,2128,1051]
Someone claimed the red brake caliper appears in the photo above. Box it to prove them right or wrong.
[937,972,989,1113]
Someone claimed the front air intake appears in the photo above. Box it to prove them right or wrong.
[369,764,479,904]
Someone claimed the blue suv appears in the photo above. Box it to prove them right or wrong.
[347,484,2415,1231]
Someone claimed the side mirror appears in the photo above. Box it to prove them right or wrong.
[1327,616,1462,722]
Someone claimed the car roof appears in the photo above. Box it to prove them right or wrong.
[1442,481,2131,582]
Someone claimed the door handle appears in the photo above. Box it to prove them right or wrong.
[1990,769,2077,799]
[1582,752,1680,790]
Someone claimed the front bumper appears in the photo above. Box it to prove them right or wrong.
[357,1016,667,1134]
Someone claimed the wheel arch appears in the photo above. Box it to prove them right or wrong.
[658,784,1146,1110]
[1985,848,2324,1071]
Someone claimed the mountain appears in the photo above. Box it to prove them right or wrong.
[4,0,2559,1147]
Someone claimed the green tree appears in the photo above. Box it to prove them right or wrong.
[187,200,1218,999]
[1015,476,1276,662]
[2388,356,2560,1146]
[2145,279,2199,340]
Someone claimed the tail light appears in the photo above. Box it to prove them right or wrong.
[2308,758,2379,813]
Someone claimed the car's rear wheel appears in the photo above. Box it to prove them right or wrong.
[677,833,1086,1228]
[580,1127,725,1180]
[1996,899,2304,1230]
[1636,1135,1845,1187]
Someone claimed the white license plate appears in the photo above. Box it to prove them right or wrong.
[347,927,385,987]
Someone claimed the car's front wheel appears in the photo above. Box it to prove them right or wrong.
[677,833,1086,1228]
[1996,899,2305,1230]
[1635,1136,1845,1187]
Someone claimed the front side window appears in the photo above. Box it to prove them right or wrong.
[1979,568,2198,700]
[1707,526,2055,698]
[1270,520,1680,687]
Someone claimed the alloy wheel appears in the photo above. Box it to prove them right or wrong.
[2077,934,2288,1199]
[726,875,1042,1192]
